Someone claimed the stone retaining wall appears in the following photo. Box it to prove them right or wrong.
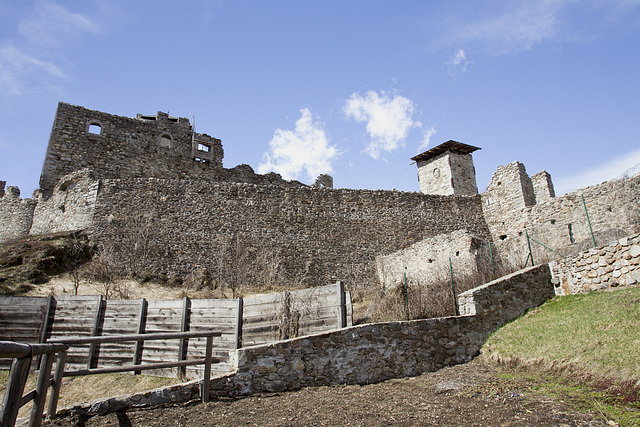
[550,233,640,295]
[60,264,553,417]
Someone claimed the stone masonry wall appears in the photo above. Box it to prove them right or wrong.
[90,179,492,285]
[550,232,640,295]
[65,264,553,416]
[484,175,640,270]
[531,170,555,203]
[0,185,36,243]
[416,152,454,195]
[30,169,100,236]
[39,103,306,198]
[450,152,479,196]
[39,102,223,196]
[376,229,486,290]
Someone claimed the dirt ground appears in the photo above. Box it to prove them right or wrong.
[45,359,616,427]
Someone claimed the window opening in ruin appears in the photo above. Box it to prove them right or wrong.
[550,219,556,225]
[197,143,210,152]
[194,157,209,164]
[499,234,507,240]
[568,224,575,244]
[88,123,101,135]
[159,134,173,149]
[455,251,460,256]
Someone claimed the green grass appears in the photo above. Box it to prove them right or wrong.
[483,286,640,426]
[483,286,640,379]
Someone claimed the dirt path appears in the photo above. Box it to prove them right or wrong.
[45,359,612,427]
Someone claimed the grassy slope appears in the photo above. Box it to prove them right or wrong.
[482,286,640,426]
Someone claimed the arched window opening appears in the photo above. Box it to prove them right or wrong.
[88,122,102,135]
[158,134,173,149]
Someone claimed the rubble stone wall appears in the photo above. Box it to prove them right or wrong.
[0,185,36,243]
[375,229,486,290]
[482,172,640,270]
[550,233,640,295]
[30,169,100,236]
[89,179,492,285]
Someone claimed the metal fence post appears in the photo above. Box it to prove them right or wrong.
[449,258,459,316]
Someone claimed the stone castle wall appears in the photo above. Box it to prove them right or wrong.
[30,169,100,236]
[550,232,640,295]
[0,184,36,244]
[89,179,492,285]
[376,229,487,290]
[39,103,224,196]
[482,168,640,269]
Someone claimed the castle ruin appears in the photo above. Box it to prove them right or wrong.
[1,102,639,290]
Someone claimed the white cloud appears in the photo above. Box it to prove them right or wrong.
[554,148,640,195]
[417,127,437,152]
[0,43,66,95]
[343,90,421,159]
[18,0,101,46]
[443,1,640,55]
[447,48,470,77]
[461,2,563,53]
[258,108,339,182]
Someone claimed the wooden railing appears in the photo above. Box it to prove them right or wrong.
[1,330,221,427]
[0,341,68,427]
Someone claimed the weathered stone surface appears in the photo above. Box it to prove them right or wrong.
[551,232,640,295]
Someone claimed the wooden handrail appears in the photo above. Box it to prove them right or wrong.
[1,331,221,427]
[46,330,221,345]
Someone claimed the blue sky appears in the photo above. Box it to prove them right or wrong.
[1,1,640,197]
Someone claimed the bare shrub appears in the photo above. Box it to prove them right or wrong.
[83,243,117,299]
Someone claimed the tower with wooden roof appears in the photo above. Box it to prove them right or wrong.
[411,140,481,196]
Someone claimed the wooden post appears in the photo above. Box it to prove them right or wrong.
[1,356,32,427]
[336,281,347,328]
[47,350,67,419]
[87,295,104,369]
[178,296,191,377]
[234,298,243,349]
[133,298,147,375]
[29,351,56,427]
[36,295,54,369]
[201,336,213,403]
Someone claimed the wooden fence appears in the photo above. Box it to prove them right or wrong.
[0,282,352,378]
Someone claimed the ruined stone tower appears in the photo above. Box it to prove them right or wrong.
[412,140,481,196]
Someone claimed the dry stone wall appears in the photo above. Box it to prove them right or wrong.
[550,233,640,295]
[89,178,491,285]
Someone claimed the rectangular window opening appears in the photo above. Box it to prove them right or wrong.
[197,143,211,152]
